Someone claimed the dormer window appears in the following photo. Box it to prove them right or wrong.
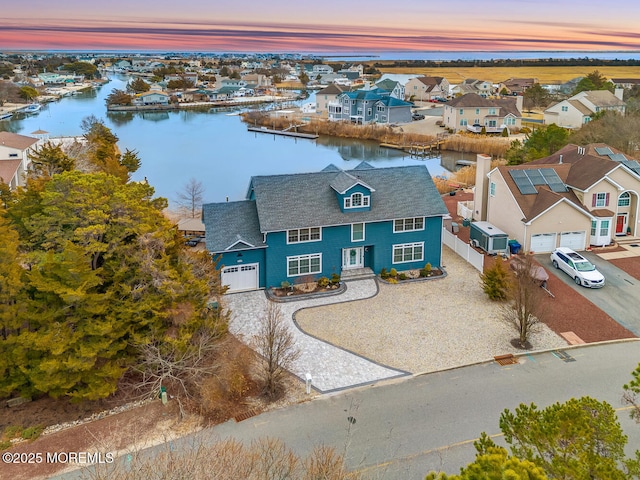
[344,192,370,209]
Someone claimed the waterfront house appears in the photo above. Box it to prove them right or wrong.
[315,83,347,117]
[543,90,626,129]
[133,91,170,106]
[473,144,640,253]
[443,93,522,133]
[0,131,40,189]
[333,88,413,124]
[203,163,448,293]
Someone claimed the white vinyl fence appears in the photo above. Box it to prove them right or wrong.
[442,228,484,272]
[456,200,474,221]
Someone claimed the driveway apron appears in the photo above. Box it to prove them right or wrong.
[540,251,640,335]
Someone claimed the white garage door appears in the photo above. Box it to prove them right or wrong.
[221,263,259,293]
[560,231,586,251]
[530,233,557,253]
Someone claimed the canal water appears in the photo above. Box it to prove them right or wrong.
[1,76,470,205]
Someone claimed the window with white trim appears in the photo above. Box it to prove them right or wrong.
[344,192,370,209]
[490,182,496,196]
[392,242,424,264]
[488,108,496,115]
[351,223,364,242]
[600,220,610,237]
[594,192,608,208]
[561,105,568,112]
[377,105,385,112]
[591,221,597,236]
[287,227,321,244]
[460,119,468,126]
[505,117,515,125]
[287,253,321,276]
[459,108,464,115]
[394,217,424,232]
[619,192,631,207]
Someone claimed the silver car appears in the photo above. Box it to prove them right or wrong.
[550,247,605,288]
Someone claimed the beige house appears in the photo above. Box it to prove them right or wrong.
[451,78,494,97]
[473,144,640,253]
[443,93,522,133]
[314,83,346,118]
[404,76,449,102]
[0,131,40,189]
[543,90,626,129]
[497,78,538,95]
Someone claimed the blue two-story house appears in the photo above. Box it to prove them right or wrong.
[203,162,448,293]
[334,88,413,124]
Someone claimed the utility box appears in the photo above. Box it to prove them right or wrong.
[470,221,509,254]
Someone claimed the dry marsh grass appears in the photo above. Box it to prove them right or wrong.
[374,65,640,84]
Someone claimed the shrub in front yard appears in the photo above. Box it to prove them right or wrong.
[480,260,510,300]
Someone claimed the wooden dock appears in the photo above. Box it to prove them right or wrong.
[247,126,319,139]
[379,139,446,156]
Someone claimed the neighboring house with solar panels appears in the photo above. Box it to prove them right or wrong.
[473,144,640,253]
[202,162,447,293]
[543,90,626,129]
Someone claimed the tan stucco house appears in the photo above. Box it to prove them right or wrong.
[543,90,626,129]
[444,93,523,133]
[404,76,450,102]
[473,144,640,253]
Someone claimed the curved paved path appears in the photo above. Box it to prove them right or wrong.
[223,279,409,392]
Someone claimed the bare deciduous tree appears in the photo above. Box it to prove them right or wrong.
[128,318,226,416]
[176,177,205,218]
[502,255,546,348]
[253,303,300,400]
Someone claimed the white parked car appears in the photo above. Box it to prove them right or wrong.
[550,247,605,288]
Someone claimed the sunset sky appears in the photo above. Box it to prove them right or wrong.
[2,0,640,53]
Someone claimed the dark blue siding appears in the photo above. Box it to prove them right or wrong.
[263,216,443,287]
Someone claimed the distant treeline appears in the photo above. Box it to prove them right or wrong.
[373,58,640,68]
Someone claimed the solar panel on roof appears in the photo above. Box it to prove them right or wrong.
[509,170,537,195]
[595,146,613,155]
[539,168,562,184]
[510,170,528,178]
[549,183,568,193]
[609,153,628,162]
[525,170,545,185]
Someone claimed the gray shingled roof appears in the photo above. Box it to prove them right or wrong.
[249,165,447,232]
[329,171,374,194]
[202,200,266,253]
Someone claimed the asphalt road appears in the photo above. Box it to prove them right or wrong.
[539,252,640,335]
[58,341,640,480]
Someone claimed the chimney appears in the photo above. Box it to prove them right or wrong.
[514,95,523,113]
[473,154,492,221]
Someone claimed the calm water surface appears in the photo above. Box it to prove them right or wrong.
[1,76,462,205]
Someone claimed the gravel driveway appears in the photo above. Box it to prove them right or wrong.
[295,246,568,374]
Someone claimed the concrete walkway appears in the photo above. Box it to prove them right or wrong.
[223,279,409,393]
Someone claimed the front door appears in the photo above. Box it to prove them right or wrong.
[342,247,364,269]
[616,214,627,235]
